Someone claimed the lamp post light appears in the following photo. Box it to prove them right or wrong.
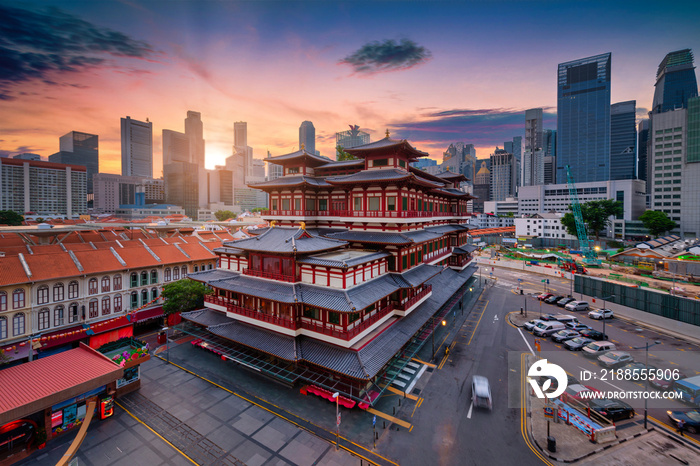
[633,338,661,429]
[163,326,170,362]
[332,392,340,449]
[594,295,615,339]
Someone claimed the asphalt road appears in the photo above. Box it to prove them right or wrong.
[379,276,547,466]
[491,265,700,442]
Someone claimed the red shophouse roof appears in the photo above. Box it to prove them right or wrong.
[0,344,122,425]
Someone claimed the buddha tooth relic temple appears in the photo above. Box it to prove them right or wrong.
[181,135,479,408]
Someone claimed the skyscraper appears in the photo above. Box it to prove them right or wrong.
[472,161,491,213]
[504,137,522,189]
[299,121,316,155]
[651,49,699,114]
[523,108,544,187]
[163,129,199,219]
[637,120,649,186]
[647,49,699,237]
[336,125,370,159]
[556,53,611,183]
[49,131,99,196]
[185,111,205,168]
[231,121,253,181]
[121,116,153,178]
[542,129,557,184]
[489,148,516,201]
[442,143,476,183]
[610,101,637,180]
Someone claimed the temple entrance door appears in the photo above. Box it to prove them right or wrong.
[332,200,346,213]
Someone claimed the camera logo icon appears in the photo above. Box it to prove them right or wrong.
[528,359,567,399]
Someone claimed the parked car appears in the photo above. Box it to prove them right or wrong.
[471,375,492,410]
[565,300,590,311]
[540,314,559,321]
[598,351,634,368]
[579,328,608,341]
[533,321,566,337]
[538,293,554,301]
[557,297,576,308]
[564,337,594,351]
[551,329,580,343]
[565,322,591,332]
[589,309,614,320]
[524,319,543,331]
[667,410,700,434]
[551,314,579,324]
[650,368,686,391]
[582,341,616,358]
[620,362,657,377]
[587,399,635,421]
[561,384,600,403]
[545,295,565,305]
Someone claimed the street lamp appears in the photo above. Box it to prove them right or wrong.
[332,392,340,449]
[594,295,615,339]
[633,339,661,429]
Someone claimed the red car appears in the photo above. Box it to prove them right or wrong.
[538,293,554,301]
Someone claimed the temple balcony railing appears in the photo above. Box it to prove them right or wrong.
[263,210,467,219]
[204,295,297,330]
[300,303,395,341]
[395,285,432,312]
[423,249,451,264]
[242,268,296,283]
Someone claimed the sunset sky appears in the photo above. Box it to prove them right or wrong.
[1,1,699,176]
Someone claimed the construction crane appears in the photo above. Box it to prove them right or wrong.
[565,165,600,266]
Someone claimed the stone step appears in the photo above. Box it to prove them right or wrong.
[401,368,416,375]
[392,380,407,388]
[406,362,420,369]
[397,373,411,381]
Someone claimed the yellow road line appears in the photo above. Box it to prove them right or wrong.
[520,353,555,465]
[367,408,412,429]
[467,300,489,346]
[386,385,419,400]
[650,416,700,447]
[505,312,519,329]
[411,357,436,368]
[410,398,423,418]
[116,401,198,465]
[155,355,396,466]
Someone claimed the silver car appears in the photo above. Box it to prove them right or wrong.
[472,375,492,410]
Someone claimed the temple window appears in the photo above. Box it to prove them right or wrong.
[374,158,388,167]
[328,312,340,325]
[303,307,320,320]
[288,167,300,174]
[353,197,362,211]
[318,199,327,211]
[282,199,290,210]
[368,197,380,211]
[387,196,396,211]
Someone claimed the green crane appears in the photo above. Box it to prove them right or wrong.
[565,165,600,265]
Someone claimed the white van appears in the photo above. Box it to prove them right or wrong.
[552,314,579,325]
[472,375,492,410]
[533,321,566,337]
[582,341,616,358]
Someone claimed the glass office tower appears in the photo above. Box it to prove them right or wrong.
[652,49,698,114]
[556,53,611,183]
[610,100,637,180]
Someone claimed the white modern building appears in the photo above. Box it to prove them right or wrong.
[517,179,646,221]
[483,197,518,216]
[514,213,577,241]
[121,116,153,178]
[466,212,515,229]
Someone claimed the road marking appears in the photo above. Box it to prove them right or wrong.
[467,300,489,346]
[386,386,419,400]
[518,328,536,356]
[493,315,499,322]
[467,401,474,419]
[367,408,412,429]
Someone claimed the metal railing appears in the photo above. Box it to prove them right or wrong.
[263,210,467,219]
[204,295,298,330]
[396,285,432,311]
[242,268,296,282]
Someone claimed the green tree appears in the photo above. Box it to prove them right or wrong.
[560,200,623,241]
[639,210,678,237]
[161,279,212,315]
[0,210,24,226]
[214,210,237,221]
[336,145,357,161]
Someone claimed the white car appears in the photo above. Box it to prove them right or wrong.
[524,319,543,331]
[589,309,614,320]
[565,300,589,311]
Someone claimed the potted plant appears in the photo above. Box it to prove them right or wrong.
[36,428,47,449]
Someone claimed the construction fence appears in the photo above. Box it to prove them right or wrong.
[575,275,700,327]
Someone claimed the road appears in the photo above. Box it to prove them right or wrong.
[379,275,550,466]
[490,265,700,442]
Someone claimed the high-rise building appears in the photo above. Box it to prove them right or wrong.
[0,158,86,217]
[93,173,160,214]
[472,161,491,213]
[299,121,316,155]
[542,129,557,184]
[185,111,205,168]
[121,116,153,178]
[442,143,476,184]
[651,49,698,114]
[637,119,649,185]
[49,131,98,196]
[556,53,611,183]
[162,130,191,165]
[610,100,637,180]
[231,122,254,184]
[267,151,283,181]
[336,125,370,159]
[504,137,522,189]
[163,128,198,219]
[489,148,516,202]
[648,50,699,237]
[523,108,544,187]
